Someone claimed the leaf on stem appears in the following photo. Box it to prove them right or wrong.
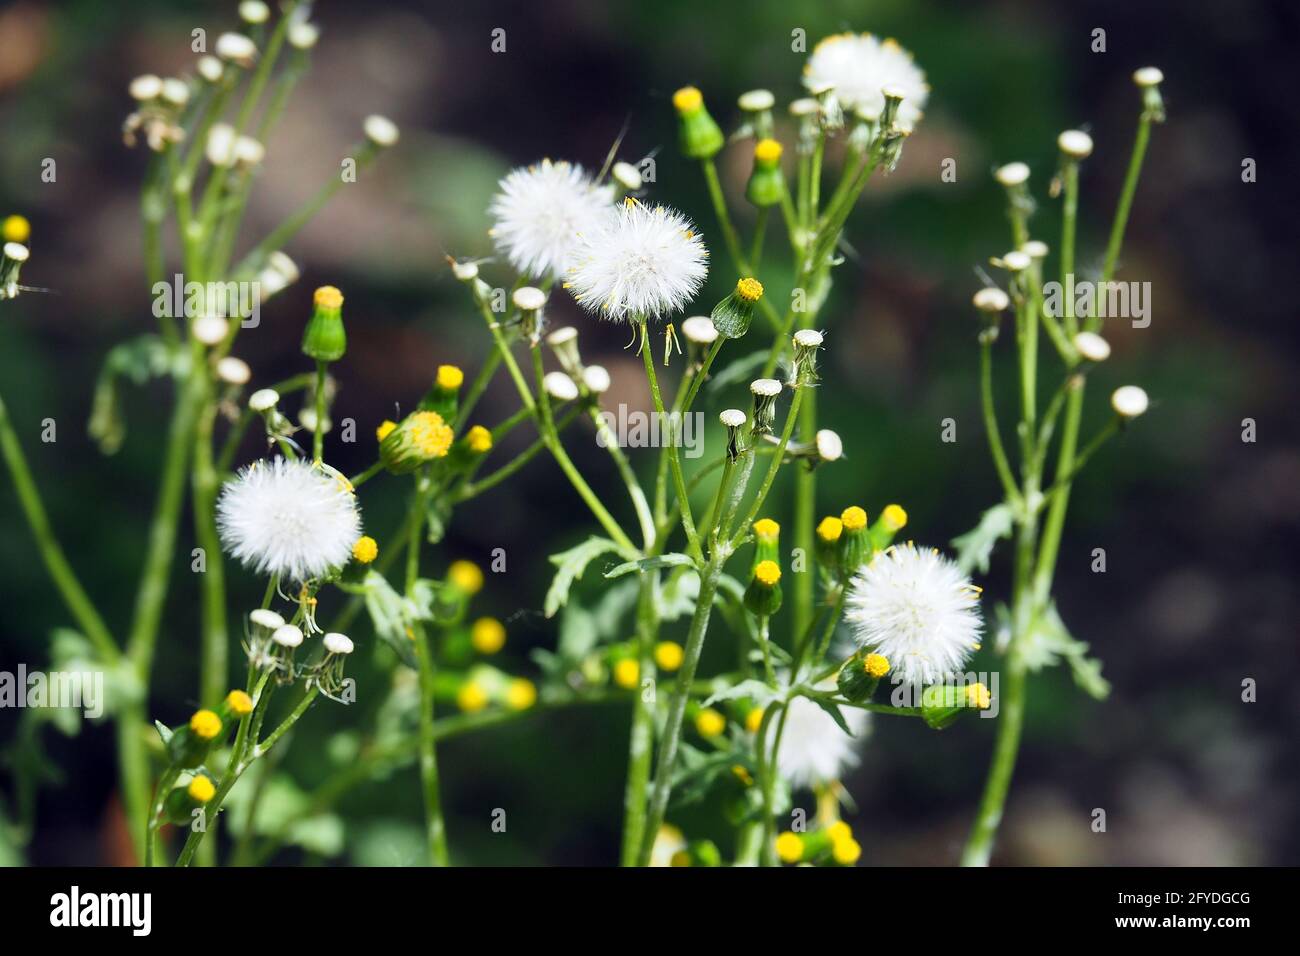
[544,536,626,618]
[952,502,1015,574]
[603,552,695,579]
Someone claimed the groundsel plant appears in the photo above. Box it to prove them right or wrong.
[0,6,1163,867]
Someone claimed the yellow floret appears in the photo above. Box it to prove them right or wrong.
[654,641,684,671]
[695,708,726,738]
[826,821,852,843]
[409,410,454,459]
[841,506,868,531]
[832,836,862,865]
[864,653,890,678]
[376,420,397,442]
[816,516,843,542]
[775,831,804,864]
[744,707,764,734]
[754,560,781,587]
[436,364,464,390]
[314,285,343,309]
[456,681,488,713]
[672,86,703,113]
[187,776,216,804]
[471,617,506,654]
[189,709,222,740]
[752,517,780,539]
[736,277,764,302]
[505,678,537,711]
[466,425,493,454]
[882,504,908,531]
[2,215,31,244]
[754,139,783,163]
[448,560,483,595]
[613,658,640,690]
[225,690,254,716]
[352,535,378,564]
[965,682,992,710]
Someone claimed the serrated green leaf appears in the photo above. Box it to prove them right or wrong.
[811,696,854,735]
[604,552,696,579]
[544,536,625,618]
[703,678,780,709]
[952,502,1015,574]
[361,570,418,668]
[154,720,173,745]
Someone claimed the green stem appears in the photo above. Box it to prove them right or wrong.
[640,323,700,559]
[960,656,1026,866]
[619,573,659,865]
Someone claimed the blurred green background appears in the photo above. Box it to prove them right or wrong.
[1,0,1296,865]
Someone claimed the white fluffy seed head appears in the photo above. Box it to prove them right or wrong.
[803,33,928,130]
[720,409,747,428]
[129,74,162,101]
[249,608,285,630]
[217,458,362,582]
[611,161,642,192]
[681,316,719,344]
[490,159,613,282]
[216,356,252,385]
[995,161,1030,186]
[215,32,257,67]
[1073,331,1111,362]
[972,287,1010,312]
[196,56,223,83]
[248,388,279,412]
[543,371,579,402]
[793,329,824,348]
[581,365,611,394]
[206,122,237,167]
[750,378,782,397]
[845,542,984,687]
[364,114,400,147]
[1133,66,1164,88]
[161,78,190,107]
[567,200,709,322]
[1058,129,1094,159]
[513,286,547,311]
[738,88,775,112]
[815,429,843,462]
[192,314,230,345]
[271,624,303,648]
[770,680,869,788]
[323,632,354,655]
[1111,385,1149,418]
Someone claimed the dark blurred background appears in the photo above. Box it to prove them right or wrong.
[1,0,1296,865]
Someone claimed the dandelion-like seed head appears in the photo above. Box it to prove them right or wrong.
[216,458,362,583]
[803,33,929,130]
[489,159,614,281]
[845,542,983,686]
[567,199,709,322]
[769,680,869,788]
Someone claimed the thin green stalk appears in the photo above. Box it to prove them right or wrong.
[702,157,747,273]
[619,573,659,865]
[640,323,700,559]
[960,655,1026,866]
[979,340,1023,505]
[312,360,327,461]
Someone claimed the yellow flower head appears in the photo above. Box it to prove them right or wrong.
[965,682,992,710]
[754,139,783,164]
[752,517,780,540]
[471,616,506,654]
[613,658,640,690]
[2,214,31,244]
[466,425,493,454]
[882,504,908,531]
[736,277,764,302]
[744,707,764,734]
[841,506,868,531]
[352,535,379,564]
[314,285,343,310]
[189,709,222,740]
[448,560,484,595]
[826,820,852,844]
[864,653,890,678]
[187,775,217,804]
[408,410,454,459]
[817,516,844,542]
[376,420,397,442]
[436,364,464,390]
[695,708,726,738]
[505,678,537,711]
[775,831,804,864]
[754,559,781,587]
[832,836,862,865]
[672,86,703,113]
[456,681,489,713]
[225,689,254,716]
[654,641,684,672]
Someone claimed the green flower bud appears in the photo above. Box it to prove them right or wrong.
[815,515,843,576]
[419,363,464,420]
[379,410,454,474]
[838,506,872,572]
[745,138,786,208]
[711,277,764,339]
[870,504,908,550]
[673,86,724,159]
[163,773,217,825]
[744,560,783,617]
[301,285,346,362]
[837,649,890,702]
[166,708,224,766]
[921,682,992,730]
